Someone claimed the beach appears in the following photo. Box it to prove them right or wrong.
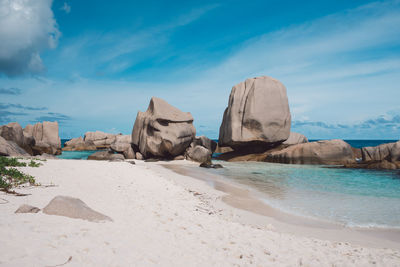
[1,159,399,266]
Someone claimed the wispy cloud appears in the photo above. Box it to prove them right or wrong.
[35,112,71,123]
[0,87,22,95]
[0,103,47,111]
[60,2,71,14]
[51,4,219,77]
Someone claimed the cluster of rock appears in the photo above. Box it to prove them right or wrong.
[0,121,61,157]
[215,75,400,169]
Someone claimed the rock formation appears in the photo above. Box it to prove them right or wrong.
[0,136,30,157]
[185,136,216,163]
[62,137,97,151]
[361,141,400,162]
[219,76,291,150]
[266,140,355,165]
[0,122,35,154]
[87,150,124,161]
[282,132,308,145]
[84,131,119,149]
[24,121,61,155]
[132,97,196,158]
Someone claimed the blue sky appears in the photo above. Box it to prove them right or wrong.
[0,0,399,139]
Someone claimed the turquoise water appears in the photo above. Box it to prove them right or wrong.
[57,150,98,160]
[206,161,400,228]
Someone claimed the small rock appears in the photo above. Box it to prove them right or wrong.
[135,152,144,160]
[43,196,112,222]
[15,204,40,213]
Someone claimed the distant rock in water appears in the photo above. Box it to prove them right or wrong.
[63,136,97,151]
[219,76,291,150]
[132,97,196,158]
[84,131,119,149]
[43,196,112,222]
[282,132,308,145]
[24,121,61,155]
[361,141,400,162]
[266,140,355,165]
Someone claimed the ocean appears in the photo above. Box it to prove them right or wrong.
[58,138,400,228]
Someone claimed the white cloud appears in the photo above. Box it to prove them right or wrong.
[0,0,60,76]
[60,2,70,14]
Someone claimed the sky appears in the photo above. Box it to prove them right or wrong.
[0,0,399,140]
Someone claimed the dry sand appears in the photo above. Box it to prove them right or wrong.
[0,159,399,266]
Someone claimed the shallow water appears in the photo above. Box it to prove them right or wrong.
[201,161,400,228]
[57,150,98,160]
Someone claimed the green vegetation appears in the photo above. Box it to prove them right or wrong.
[0,156,38,192]
[28,160,41,167]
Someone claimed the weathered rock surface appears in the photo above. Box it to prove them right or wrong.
[24,121,61,155]
[15,204,40,213]
[266,140,355,165]
[109,153,125,161]
[215,144,287,162]
[84,131,118,149]
[43,196,112,222]
[186,145,212,163]
[135,152,144,160]
[215,145,234,154]
[219,76,291,150]
[282,132,308,145]
[0,136,30,156]
[0,122,34,154]
[132,97,196,158]
[191,136,217,153]
[63,137,97,151]
[123,146,135,159]
[361,141,400,162]
[110,135,131,152]
[87,150,119,161]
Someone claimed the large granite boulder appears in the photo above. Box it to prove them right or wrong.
[84,131,118,149]
[266,139,355,165]
[43,196,112,222]
[191,136,217,153]
[110,135,131,153]
[219,76,291,150]
[24,121,61,155]
[0,136,30,156]
[132,97,196,158]
[282,132,308,145]
[63,137,97,151]
[361,141,400,162]
[0,122,34,154]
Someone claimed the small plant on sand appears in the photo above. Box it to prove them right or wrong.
[0,156,37,193]
[28,160,41,167]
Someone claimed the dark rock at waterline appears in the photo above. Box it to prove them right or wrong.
[345,160,400,170]
[186,145,212,163]
[215,144,288,162]
[199,162,223,169]
[144,158,159,162]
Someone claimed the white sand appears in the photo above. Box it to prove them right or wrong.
[1,159,399,266]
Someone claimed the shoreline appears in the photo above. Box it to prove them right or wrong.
[1,158,399,266]
[160,161,400,250]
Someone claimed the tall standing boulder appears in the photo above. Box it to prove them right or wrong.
[24,121,61,155]
[219,76,291,150]
[132,97,196,158]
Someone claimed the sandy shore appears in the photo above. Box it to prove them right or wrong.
[1,159,399,266]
